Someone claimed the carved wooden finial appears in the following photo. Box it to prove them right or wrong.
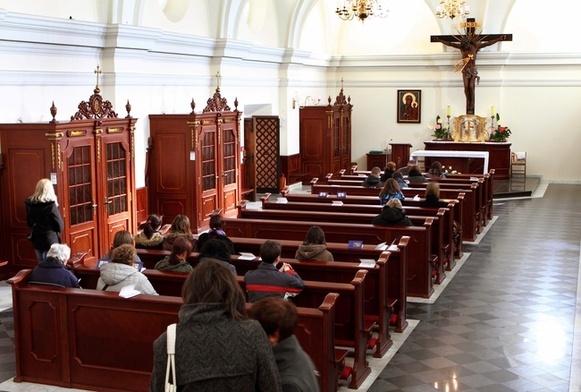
[50,101,58,123]
[190,98,196,114]
[216,71,221,91]
[94,65,102,93]
[340,77,344,92]
[125,100,132,118]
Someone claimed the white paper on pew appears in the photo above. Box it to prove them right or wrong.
[387,244,399,252]
[238,252,256,260]
[359,259,376,268]
[413,194,420,201]
[332,200,343,206]
[470,177,478,181]
[119,285,140,298]
[375,242,387,250]
[276,197,288,204]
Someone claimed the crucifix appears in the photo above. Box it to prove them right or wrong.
[94,65,102,90]
[431,18,512,114]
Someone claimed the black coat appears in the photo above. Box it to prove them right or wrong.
[25,199,64,251]
[372,205,413,226]
[419,194,448,208]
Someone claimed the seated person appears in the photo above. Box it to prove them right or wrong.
[244,240,304,303]
[29,243,80,288]
[392,171,409,189]
[372,198,413,226]
[378,178,405,205]
[199,238,237,275]
[426,161,446,179]
[134,214,164,249]
[102,230,142,263]
[295,225,334,261]
[380,161,397,183]
[97,244,158,295]
[248,297,321,392]
[195,213,235,255]
[361,166,383,188]
[420,182,449,208]
[154,236,193,273]
[162,214,197,251]
[407,165,427,183]
[396,159,416,175]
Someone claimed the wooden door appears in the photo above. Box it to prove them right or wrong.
[253,116,279,194]
[220,122,239,217]
[198,123,219,226]
[243,118,256,199]
[100,134,134,253]
[340,109,351,169]
[62,138,100,266]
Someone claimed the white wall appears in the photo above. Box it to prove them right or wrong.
[0,0,580,185]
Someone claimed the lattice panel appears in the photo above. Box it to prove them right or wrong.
[255,117,279,192]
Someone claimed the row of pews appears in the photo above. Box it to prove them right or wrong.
[7,168,494,392]
[8,234,410,392]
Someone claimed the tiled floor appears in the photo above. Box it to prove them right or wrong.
[1,182,580,392]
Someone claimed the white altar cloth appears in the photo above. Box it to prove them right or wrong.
[410,150,490,174]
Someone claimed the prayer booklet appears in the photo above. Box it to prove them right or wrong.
[375,242,387,250]
[276,197,288,204]
[318,192,329,198]
[359,259,376,268]
[337,192,347,198]
[413,194,420,201]
[348,240,363,249]
[119,285,140,299]
[332,200,344,206]
[238,252,256,261]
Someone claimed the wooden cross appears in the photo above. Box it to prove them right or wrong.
[94,65,102,89]
[431,18,512,115]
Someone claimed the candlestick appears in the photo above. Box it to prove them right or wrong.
[491,106,495,117]
[446,105,451,116]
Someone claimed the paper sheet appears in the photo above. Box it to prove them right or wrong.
[238,252,256,260]
[119,284,140,298]
[359,259,376,268]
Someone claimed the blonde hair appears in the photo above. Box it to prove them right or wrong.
[386,198,403,209]
[29,179,58,206]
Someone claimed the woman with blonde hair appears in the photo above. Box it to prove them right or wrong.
[26,178,64,263]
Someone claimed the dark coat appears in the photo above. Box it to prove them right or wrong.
[380,169,396,183]
[196,230,236,255]
[419,194,448,208]
[150,303,281,392]
[244,262,304,303]
[25,199,64,252]
[361,176,383,188]
[372,206,413,226]
[29,259,79,288]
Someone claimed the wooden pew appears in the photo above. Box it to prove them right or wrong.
[260,192,458,267]
[9,269,343,392]
[304,181,478,242]
[71,263,371,389]
[238,200,445,285]
[221,217,434,299]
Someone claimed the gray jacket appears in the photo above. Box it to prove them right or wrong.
[273,335,321,392]
[96,262,158,295]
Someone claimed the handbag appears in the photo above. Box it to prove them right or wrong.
[165,323,177,392]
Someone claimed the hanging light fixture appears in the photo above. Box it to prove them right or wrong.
[435,0,470,20]
[336,0,389,22]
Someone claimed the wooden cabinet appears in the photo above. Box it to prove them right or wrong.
[0,90,137,270]
[300,88,352,179]
[147,90,242,233]
[424,141,511,179]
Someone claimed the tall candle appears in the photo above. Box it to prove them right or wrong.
[446,105,451,116]
[491,106,495,117]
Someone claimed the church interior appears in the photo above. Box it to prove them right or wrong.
[0,0,580,391]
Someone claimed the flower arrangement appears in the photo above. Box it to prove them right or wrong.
[489,113,512,142]
[430,115,449,140]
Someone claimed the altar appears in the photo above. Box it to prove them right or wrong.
[423,141,511,179]
[411,150,489,173]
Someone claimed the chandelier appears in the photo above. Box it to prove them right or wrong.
[435,0,470,20]
[336,0,389,22]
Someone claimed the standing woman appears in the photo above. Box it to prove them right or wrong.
[26,179,64,263]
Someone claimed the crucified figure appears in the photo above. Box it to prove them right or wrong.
[431,19,512,114]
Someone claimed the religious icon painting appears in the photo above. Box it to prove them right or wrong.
[397,90,421,123]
